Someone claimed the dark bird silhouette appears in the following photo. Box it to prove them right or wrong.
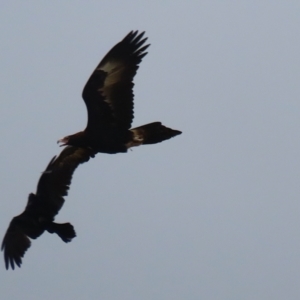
[1,146,95,270]
[58,31,181,154]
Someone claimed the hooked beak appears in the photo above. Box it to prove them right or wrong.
[57,137,68,147]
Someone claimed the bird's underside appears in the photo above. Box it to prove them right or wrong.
[60,122,181,154]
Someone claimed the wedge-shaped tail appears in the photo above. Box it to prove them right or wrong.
[128,122,182,148]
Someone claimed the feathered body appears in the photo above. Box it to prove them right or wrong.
[58,31,181,153]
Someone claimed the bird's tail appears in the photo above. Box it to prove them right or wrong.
[127,122,182,148]
[47,222,76,243]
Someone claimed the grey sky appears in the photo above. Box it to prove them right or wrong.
[1,1,300,299]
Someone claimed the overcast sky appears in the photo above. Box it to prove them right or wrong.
[1,1,300,299]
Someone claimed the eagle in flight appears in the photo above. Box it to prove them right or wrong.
[58,31,181,153]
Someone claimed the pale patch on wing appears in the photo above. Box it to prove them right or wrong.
[98,60,120,73]
[97,60,127,106]
[104,66,125,86]
[99,60,126,85]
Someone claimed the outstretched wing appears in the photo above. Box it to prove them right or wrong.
[36,146,95,217]
[1,147,95,270]
[82,31,150,131]
[1,216,31,270]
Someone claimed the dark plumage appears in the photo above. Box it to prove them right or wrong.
[1,146,95,270]
[58,30,181,153]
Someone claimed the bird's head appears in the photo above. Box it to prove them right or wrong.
[57,132,86,147]
[57,136,70,147]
